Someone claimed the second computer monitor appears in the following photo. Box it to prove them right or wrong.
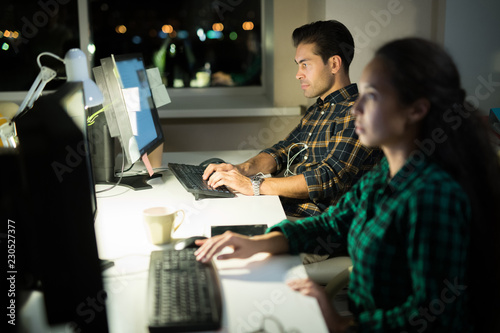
[90,53,164,189]
[114,53,164,159]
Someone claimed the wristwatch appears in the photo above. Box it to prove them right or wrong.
[251,175,264,196]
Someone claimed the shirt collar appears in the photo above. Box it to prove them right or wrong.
[386,153,430,192]
[316,83,358,107]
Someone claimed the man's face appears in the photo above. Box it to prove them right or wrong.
[295,43,336,100]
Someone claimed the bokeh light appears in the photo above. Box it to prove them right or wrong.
[212,23,224,32]
[87,44,96,54]
[242,21,254,30]
[132,36,142,44]
[197,28,206,42]
[207,30,223,39]
[115,25,127,34]
[162,25,173,34]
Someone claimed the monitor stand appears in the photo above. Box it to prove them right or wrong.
[88,113,162,191]
[103,172,163,191]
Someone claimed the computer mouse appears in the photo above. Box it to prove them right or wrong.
[174,236,208,250]
[199,158,226,168]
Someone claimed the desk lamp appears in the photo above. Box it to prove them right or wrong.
[0,48,103,148]
[17,48,103,114]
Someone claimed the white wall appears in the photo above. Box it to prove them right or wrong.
[443,0,500,115]
[308,0,327,23]
[273,0,310,109]
[323,0,439,83]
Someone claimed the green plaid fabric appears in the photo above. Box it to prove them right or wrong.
[263,84,382,217]
[269,155,473,332]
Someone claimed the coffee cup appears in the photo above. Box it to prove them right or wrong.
[143,207,185,244]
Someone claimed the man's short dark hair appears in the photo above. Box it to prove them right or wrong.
[292,20,355,74]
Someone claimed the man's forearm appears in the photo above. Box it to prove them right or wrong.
[235,152,309,199]
[236,152,277,176]
[260,174,309,199]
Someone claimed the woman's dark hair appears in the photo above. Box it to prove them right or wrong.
[292,20,354,74]
[376,37,500,332]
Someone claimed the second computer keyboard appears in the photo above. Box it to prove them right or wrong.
[168,163,235,199]
[147,248,223,332]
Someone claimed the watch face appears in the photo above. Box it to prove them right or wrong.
[252,176,263,184]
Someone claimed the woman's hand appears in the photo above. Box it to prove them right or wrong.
[194,231,259,263]
[194,231,289,263]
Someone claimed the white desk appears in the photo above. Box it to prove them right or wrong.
[94,150,289,258]
[21,150,329,332]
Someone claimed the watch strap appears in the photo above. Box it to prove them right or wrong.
[251,175,263,196]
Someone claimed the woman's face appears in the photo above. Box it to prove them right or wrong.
[352,58,415,149]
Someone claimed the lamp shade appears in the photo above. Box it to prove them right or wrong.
[64,48,104,107]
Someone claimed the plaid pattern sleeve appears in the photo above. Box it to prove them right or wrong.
[263,84,382,217]
[270,156,474,331]
[267,175,361,255]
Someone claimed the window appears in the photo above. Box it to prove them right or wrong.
[90,0,262,89]
[1,0,274,115]
[0,0,80,92]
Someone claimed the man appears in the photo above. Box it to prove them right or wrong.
[203,20,382,218]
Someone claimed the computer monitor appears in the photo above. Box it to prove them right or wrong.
[13,82,109,332]
[89,53,164,190]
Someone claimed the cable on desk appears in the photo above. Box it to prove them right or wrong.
[120,162,135,173]
[247,315,300,333]
[123,166,168,176]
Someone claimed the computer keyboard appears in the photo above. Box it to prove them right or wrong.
[168,163,235,199]
[147,248,223,332]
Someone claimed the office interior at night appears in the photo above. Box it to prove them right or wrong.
[1,0,499,332]
[1,0,500,150]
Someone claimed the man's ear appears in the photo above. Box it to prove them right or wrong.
[329,55,342,75]
[408,98,430,123]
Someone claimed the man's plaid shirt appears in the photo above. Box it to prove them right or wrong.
[263,84,382,217]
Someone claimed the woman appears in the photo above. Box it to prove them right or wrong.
[195,38,500,332]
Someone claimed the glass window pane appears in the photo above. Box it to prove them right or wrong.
[0,1,80,92]
[89,0,262,88]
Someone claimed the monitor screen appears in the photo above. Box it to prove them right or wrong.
[113,53,164,157]
[14,82,108,332]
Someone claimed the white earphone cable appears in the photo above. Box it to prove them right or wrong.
[284,142,308,177]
